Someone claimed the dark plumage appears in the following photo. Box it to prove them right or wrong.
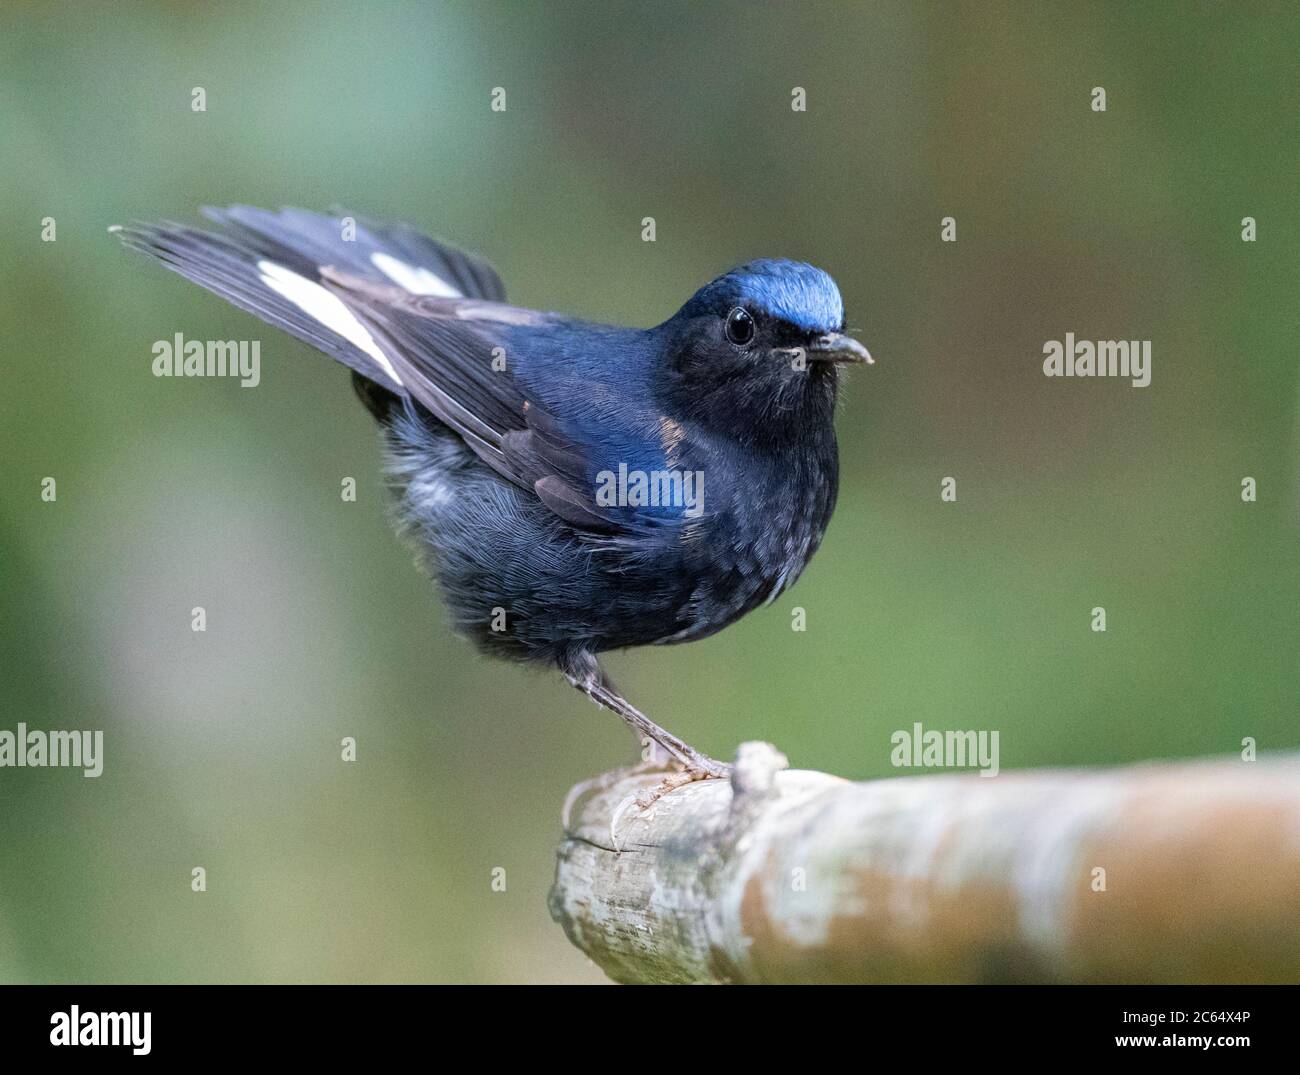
[118,207,871,780]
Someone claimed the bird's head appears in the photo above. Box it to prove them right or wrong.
[659,259,871,438]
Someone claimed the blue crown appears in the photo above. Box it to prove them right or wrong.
[683,259,845,335]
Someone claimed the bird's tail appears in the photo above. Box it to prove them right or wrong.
[114,205,506,395]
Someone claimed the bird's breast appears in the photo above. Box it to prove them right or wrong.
[658,433,839,644]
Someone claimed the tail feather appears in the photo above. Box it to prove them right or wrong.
[200,205,505,301]
[116,207,508,397]
[117,219,405,391]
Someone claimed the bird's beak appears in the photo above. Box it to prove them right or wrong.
[806,332,873,365]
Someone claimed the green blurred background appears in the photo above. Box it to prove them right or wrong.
[1,2,1296,983]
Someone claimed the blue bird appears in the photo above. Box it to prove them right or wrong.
[119,207,871,792]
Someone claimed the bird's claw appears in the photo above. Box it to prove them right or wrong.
[560,754,678,831]
[633,762,728,807]
[609,758,732,851]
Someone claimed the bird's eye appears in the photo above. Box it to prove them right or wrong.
[724,307,755,346]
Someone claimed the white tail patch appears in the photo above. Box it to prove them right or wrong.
[370,252,460,297]
[257,260,403,387]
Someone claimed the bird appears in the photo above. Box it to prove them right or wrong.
[117,207,871,797]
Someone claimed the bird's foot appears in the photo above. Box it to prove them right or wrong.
[560,753,677,831]
[632,761,730,809]
[609,755,732,850]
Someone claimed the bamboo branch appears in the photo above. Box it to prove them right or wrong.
[549,743,1300,984]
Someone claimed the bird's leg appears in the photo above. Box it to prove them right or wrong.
[561,652,731,814]
[607,673,677,769]
[564,657,730,776]
[557,657,657,827]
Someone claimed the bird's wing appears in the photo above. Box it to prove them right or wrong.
[320,271,674,536]
[119,208,669,536]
